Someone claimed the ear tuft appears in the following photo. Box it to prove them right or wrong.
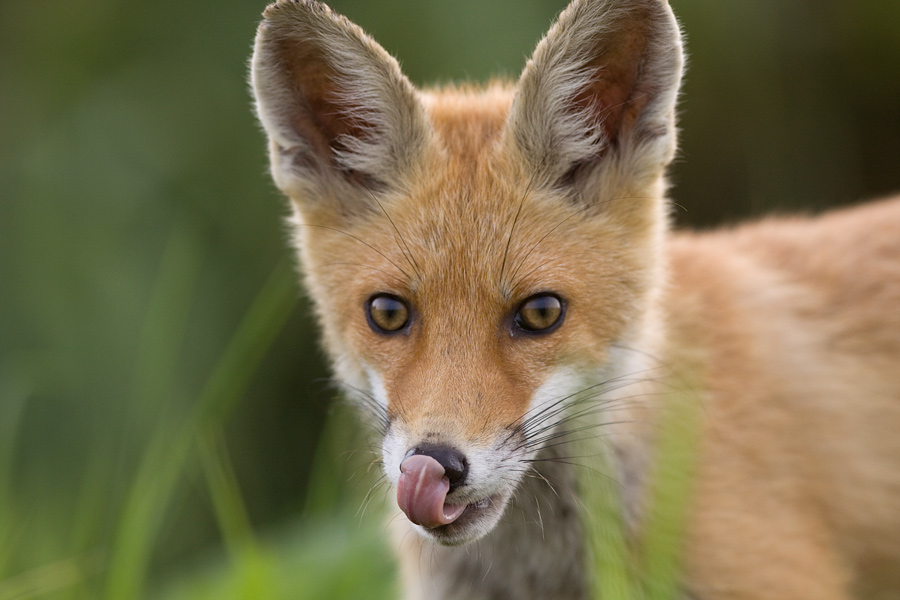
[507,0,683,195]
[251,0,430,205]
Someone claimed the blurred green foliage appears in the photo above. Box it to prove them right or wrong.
[1,0,898,598]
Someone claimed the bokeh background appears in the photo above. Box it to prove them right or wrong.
[1,0,898,598]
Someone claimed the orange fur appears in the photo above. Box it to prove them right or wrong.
[251,1,900,598]
[668,200,900,598]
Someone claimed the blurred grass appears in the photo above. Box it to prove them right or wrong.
[579,377,702,600]
[0,257,395,600]
[149,518,394,600]
[102,258,297,600]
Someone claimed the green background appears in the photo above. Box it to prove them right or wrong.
[1,0,899,597]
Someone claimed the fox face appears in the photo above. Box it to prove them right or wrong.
[295,142,664,544]
[252,0,682,546]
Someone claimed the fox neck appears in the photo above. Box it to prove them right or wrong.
[395,442,588,600]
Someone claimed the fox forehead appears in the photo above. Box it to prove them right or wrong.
[302,83,646,294]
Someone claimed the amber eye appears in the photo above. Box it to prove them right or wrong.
[515,294,564,333]
[367,294,410,333]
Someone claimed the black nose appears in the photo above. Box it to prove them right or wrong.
[407,443,468,492]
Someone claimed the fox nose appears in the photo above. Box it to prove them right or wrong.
[406,443,468,492]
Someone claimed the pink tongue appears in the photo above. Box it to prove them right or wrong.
[397,455,467,528]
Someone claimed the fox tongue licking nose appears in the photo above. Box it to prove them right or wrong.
[397,454,467,528]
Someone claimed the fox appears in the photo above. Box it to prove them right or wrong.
[249,0,900,598]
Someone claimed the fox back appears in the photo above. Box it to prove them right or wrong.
[250,1,900,598]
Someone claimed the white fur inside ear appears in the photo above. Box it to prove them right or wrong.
[506,0,684,193]
[509,60,609,181]
[250,1,430,200]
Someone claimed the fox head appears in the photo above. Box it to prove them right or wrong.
[251,0,683,545]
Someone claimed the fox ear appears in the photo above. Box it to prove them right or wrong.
[507,0,683,201]
[251,0,429,211]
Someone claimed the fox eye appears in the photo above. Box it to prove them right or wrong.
[367,294,410,333]
[515,294,564,333]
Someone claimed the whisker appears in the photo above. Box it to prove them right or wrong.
[498,142,560,291]
[520,419,634,452]
[299,223,411,280]
[498,185,529,290]
[522,379,658,428]
[340,383,390,432]
[360,181,422,279]
[526,456,623,490]
[516,369,658,433]
[357,474,389,522]
[528,468,561,501]
[307,261,400,279]
[515,377,624,429]
[507,204,591,289]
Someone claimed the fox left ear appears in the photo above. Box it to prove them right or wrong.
[251,0,430,214]
[506,0,683,202]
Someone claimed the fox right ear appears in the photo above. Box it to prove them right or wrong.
[251,0,429,213]
[506,0,683,204]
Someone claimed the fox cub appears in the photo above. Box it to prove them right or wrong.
[251,0,900,598]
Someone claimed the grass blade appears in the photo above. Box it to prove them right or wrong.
[103,257,297,600]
